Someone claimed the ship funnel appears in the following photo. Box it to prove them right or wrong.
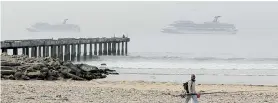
[213,16,221,22]
[63,19,68,24]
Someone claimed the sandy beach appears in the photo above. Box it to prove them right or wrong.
[1,80,278,103]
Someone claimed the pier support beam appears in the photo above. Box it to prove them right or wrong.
[22,48,26,55]
[67,45,71,61]
[103,43,107,55]
[108,42,112,55]
[77,44,81,61]
[42,46,46,57]
[2,48,7,53]
[125,41,128,55]
[53,45,57,58]
[25,47,29,57]
[64,45,70,61]
[35,47,37,57]
[67,45,70,61]
[35,47,38,57]
[89,43,93,58]
[112,42,116,55]
[83,44,87,61]
[31,47,36,57]
[71,44,76,61]
[51,45,55,58]
[58,45,63,60]
[12,48,18,55]
[121,42,124,55]
[38,46,42,57]
[31,47,34,57]
[57,46,60,59]
[94,43,97,55]
[117,42,120,55]
[99,43,103,55]
[45,46,49,57]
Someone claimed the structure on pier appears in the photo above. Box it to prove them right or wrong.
[1,37,130,61]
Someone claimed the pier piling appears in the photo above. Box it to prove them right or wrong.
[121,42,124,55]
[112,42,116,55]
[45,46,49,57]
[117,42,120,55]
[89,43,93,58]
[125,41,128,55]
[12,48,18,55]
[108,42,112,55]
[99,43,103,55]
[26,47,29,57]
[71,44,76,61]
[83,44,87,61]
[77,44,81,61]
[94,43,97,55]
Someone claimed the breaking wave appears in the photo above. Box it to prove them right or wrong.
[97,52,278,62]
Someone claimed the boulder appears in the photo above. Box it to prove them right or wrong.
[14,72,24,80]
[1,61,21,66]
[1,53,118,81]
[1,66,15,70]
[27,71,41,77]
[1,70,15,75]
[76,64,98,72]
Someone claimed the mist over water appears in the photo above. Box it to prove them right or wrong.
[2,1,278,84]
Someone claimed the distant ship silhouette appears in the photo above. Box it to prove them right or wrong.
[26,19,80,32]
[161,16,238,34]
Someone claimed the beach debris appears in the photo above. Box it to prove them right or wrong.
[0,53,118,80]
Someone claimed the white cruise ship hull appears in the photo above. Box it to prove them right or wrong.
[161,16,238,34]
[161,28,237,34]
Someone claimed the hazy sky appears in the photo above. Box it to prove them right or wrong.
[1,1,278,57]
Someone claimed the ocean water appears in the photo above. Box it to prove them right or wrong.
[2,29,278,85]
[2,31,278,85]
[78,52,278,85]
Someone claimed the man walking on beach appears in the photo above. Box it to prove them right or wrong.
[185,74,198,103]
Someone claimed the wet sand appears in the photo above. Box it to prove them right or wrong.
[1,80,278,103]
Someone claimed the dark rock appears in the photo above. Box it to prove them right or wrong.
[17,65,30,71]
[76,64,98,72]
[1,66,15,70]
[21,75,30,80]
[1,70,15,75]
[1,61,21,66]
[46,75,57,80]
[1,75,15,80]
[26,71,41,77]
[60,66,72,73]
[14,72,24,80]
[40,67,49,72]
[61,71,86,80]
[1,53,118,81]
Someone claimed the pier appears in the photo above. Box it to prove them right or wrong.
[1,37,130,61]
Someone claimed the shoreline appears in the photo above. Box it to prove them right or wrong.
[96,79,278,87]
[96,74,278,86]
[1,80,278,103]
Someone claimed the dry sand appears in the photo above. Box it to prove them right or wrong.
[1,80,278,103]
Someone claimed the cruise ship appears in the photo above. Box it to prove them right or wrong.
[161,16,238,34]
[26,19,81,32]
